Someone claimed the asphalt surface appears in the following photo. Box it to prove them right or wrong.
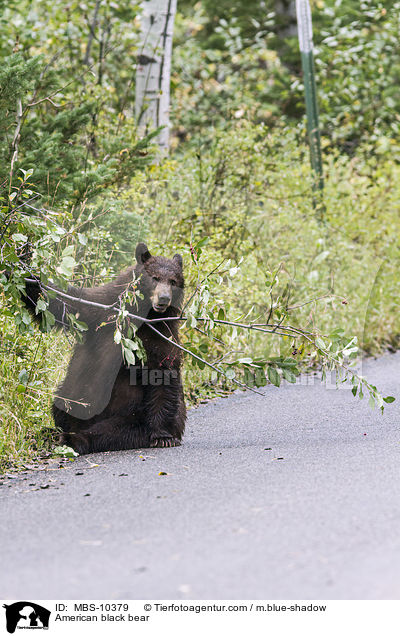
[1,353,399,600]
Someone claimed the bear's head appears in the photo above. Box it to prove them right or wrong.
[135,243,184,314]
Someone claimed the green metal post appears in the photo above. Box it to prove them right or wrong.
[296,0,324,206]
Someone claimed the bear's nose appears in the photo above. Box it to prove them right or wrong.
[157,294,171,305]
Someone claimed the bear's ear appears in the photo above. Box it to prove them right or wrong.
[173,253,183,268]
[136,242,152,264]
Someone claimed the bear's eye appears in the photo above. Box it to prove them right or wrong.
[170,279,177,286]
[152,276,160,282]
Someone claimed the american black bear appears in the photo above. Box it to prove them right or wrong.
[23,243,186,454]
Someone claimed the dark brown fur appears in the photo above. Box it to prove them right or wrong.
[23,243,186,454]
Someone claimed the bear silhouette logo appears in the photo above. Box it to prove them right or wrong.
[3,602,50,633]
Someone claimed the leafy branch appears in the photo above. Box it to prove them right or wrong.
[16,268,395,412]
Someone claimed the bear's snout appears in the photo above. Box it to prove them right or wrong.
[152,283,172,312]
[157,293,171,305]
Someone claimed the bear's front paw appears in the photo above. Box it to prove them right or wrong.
[150,437,181,448]
[61,432,90,455]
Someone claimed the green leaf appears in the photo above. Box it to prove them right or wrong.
[187,314,197,328]
[195,236,209,249]
[74,320,88,332]
[282,368,296,384]
[383,396,395,403]
[254,373,267,387]
[123,348,136,366]
[210,371,218,383]
[57,256,76,277]
[62,245,75,257]
[267,366,281,387]
[53,445,78,458]
[18,369,29,386]
[21,311,31,325]
[344,346,358,357]
[44,310,55,326]
[114,329,122,344]
[36,298,47,313]
[13,233,28,243]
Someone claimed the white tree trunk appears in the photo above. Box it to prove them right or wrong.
[135,0,177,153]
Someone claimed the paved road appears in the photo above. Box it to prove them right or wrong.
[1,353,399,600]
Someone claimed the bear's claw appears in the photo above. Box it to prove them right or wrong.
[150,437,181,448]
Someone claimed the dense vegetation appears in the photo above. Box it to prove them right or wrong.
[1,0,399,470]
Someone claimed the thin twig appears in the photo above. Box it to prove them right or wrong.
[22,279,310,339]
[83,0,101,66]
[9,99,23,189]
